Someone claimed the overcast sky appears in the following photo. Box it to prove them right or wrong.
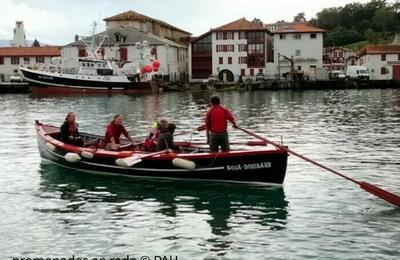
[0,0,387,45]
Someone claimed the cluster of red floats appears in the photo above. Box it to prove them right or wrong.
[140,60,161,74]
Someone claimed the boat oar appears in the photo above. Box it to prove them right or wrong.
[174,125,206,137]
[176,140,267,146]
[116,149,169,167]
[237,127,400,207]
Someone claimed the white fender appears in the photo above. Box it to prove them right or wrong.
[115,156,142,167]
[45,142,56,151]
[81,151,94,159]
[172,158,196,170]
[64,152,81,163]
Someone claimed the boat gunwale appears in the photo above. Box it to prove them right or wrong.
[35,121,288,160]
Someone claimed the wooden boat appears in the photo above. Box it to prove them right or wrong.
[35,121,288,185]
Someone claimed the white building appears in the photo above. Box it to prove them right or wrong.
[358,45,400,80]
[61,11,190,82]
[61,26,188,81]
[12,21,26,47]
[323,47,356,71]
[270,22,325,79]
[0,46,60,81]
[189,18,272,82]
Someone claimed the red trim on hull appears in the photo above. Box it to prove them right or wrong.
[31,85,164,96]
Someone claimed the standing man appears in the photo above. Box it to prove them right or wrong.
[104,115,134,150]
[205,96,237,153]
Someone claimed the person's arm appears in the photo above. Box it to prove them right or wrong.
[121,125,135,144]
[225,109,238,128]
[110,137,118,151]
[205,111,210,143]
[60,122,70,141]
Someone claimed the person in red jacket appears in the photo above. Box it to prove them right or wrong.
[104,115,134,150]
[205,96,237,152]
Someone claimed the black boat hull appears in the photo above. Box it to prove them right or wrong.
[36,122,288,185]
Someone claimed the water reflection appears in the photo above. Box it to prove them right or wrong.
[38,163,289,237]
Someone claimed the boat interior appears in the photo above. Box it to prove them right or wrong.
[40,123,268,154]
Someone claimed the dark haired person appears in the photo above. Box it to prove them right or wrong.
[157,123,180,152]
[205,96,237,152]
[60,112,84,146]
[104,115,134,151]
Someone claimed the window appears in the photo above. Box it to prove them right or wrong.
[310,65,316,69]
[279,34,286,39]
[36,57,44,63]
[398,54,400,61]
[338,52,343,58]
[381,54,386,61]
[258,69,263,73]
[381,67,387,74]
[219,57,223,64]
[250,69,254,76]
[78,48,86,57]
[297,66,302,71]
[217,45,224,52]
[238,57,247,64]
[310,33,316,39]
[248,44,263,54]
[238,44,247,52]
[295,49,301,56]
[24,57,30,63]
[192,34,212,52]
[11,57,20,65]
[226,32,233,40]
[333,52,337,58]
[228,57,232,64]
[216,32,223,40]
[227,45,234,52]
[293,33,301,39]
[247,31,264,43]
[239,32,247,39]
[241,69,245,76]
[0,57,4,65]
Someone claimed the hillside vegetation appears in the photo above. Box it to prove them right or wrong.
[308,0,400,47]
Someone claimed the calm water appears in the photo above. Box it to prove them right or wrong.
[1,89,400,259]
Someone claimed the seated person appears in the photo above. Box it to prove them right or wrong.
[60,112,84,146]
[145,118,168,151]
[157,123,180,152]
[104,115,134,151]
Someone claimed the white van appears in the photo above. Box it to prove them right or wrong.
[346,66,370,80]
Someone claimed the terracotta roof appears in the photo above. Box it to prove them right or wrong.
[103,10,191,35]
[213,18,267,32]
[358,45,400,55]
[0,46,61,57]
[273,23,325,34]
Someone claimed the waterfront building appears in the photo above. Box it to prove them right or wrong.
[0,46,60,82]
[61,11,190,82]
[270,22,325,79]
[104,10,190,44]
[323,47,356,71]
[358,45,400,80]
[189,18,272,83]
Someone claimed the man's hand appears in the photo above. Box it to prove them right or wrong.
[111,143,119,151]
[232,123,238,129]
[197,125,206,131]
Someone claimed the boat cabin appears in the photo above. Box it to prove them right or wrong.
[78,59,114,76]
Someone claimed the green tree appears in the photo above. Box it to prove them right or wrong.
[373,7,395,31]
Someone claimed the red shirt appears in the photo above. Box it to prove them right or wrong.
[105,122,129,144]
[206,105,235,133]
